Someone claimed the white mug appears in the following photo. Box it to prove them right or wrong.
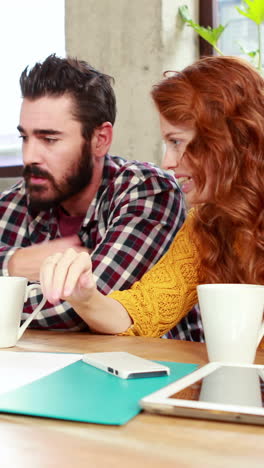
[0,277,46,348]
[197,284,264,364]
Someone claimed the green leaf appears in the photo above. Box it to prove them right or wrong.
[237,41,259,57]
[178,5,192,23]
[247,50,259,57]
[192,24,226,46]
[236,0,264,25]
[178,5,226,47]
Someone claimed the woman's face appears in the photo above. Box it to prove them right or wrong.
[160,114,211,206]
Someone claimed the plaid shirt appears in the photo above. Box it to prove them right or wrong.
[0,154,203,341]
[162,305,204,342]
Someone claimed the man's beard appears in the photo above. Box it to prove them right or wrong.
[23,141,94,212]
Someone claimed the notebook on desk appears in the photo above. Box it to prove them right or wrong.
[0,352,197,425]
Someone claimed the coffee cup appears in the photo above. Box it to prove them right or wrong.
[0,277,46,348]
[197,284,264,364]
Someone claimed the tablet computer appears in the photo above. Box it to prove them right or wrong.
[140,362,264,425]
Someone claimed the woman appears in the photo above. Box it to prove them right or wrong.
[40,56,264,337]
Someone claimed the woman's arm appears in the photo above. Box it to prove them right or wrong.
[111,213,200,337]
[40,213,200,337]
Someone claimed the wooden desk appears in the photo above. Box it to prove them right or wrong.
[0,331,263,468]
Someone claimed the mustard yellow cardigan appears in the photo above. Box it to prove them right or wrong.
[110,212,200,337]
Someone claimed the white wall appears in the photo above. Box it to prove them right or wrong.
[65,0,199,164]
[0,0,65,160]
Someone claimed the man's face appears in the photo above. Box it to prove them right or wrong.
[18,94,93,211]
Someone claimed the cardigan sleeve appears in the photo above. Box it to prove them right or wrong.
[109,212,201,337]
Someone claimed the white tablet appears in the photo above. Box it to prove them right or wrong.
[140,362,264,425]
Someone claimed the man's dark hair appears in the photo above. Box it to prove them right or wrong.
[20,54,116,139]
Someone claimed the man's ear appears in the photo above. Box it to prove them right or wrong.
[91,122,113,158]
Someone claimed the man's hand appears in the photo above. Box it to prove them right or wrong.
[8,235,87,282]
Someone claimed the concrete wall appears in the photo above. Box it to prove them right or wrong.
[65,0,199,165]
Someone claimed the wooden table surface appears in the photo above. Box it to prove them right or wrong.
[0,330,263,468]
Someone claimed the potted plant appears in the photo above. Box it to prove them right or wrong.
[179,0,264,74]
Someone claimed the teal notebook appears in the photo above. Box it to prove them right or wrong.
[0,360,197,425]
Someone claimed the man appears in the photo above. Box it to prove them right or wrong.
[0,54,202,340]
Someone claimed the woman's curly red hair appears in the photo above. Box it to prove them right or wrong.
[151,56,264,284]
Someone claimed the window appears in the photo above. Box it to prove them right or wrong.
[200,0,264,62]
[0,0,65,168]
[216,0,264,59]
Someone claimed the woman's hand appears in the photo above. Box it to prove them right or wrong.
[40,247,132,334]
[40,248,96,306]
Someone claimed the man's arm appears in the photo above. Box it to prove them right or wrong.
[88,172,185,294]
[0,183,86,282]
[7,235,84,282]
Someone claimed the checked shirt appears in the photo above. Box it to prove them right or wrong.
[0,154,203,341]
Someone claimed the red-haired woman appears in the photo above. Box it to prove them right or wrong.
[40,56,264,337]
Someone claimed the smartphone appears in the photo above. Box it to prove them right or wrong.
[140,362,264,425]
[82,351,170,379]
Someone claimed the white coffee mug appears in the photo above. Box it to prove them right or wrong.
[197,284,264,364]
[0,277,46,348]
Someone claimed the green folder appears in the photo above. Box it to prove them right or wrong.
[0,359,197,425]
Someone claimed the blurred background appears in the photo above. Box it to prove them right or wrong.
[0,0,262,174]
